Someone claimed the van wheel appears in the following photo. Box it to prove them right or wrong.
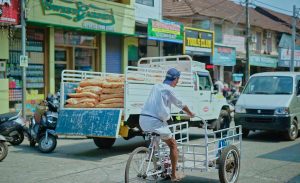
[235,128,249,138]
[214,110,231,138]
[285,119,298,141]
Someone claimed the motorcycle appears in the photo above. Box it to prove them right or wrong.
[27,93,59,153]
[0,111,26,145]
[0,135,8,161]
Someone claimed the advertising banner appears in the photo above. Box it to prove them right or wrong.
[212,45,236,66]
[148,19,183,43]
[250,54,277,68]
[184,27,214,56]
[223,34,245,53]
[0,0,20,24]
[26,0,134,34]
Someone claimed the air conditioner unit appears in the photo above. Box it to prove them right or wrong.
[266,31,272,38]
[251,34,257,43]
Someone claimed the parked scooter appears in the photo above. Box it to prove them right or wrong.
[0,135,8,161]
[27,93,59,153]
[0,111,25,145]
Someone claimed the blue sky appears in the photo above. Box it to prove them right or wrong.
[233,0,300,16]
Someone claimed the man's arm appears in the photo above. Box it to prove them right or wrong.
[182,105,195,117]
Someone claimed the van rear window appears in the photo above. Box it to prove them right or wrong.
[243,76,293,95]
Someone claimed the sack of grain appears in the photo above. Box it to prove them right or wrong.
[105,76,125,82]
[102,88,124,94]
[75,86,102,94]
[100,93,124,101]
[100,98,124,104]
[65,102,95,108]
[102,82,124,88]
[95,103,124,108]
[68,92,99,99]
[79,78,105,87]
[66,98,98,105]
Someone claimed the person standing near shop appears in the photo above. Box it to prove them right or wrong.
[139,68,195,182]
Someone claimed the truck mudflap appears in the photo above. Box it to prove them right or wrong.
[56,109,122,138]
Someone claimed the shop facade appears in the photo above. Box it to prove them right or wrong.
[0,0,20,113]
[5,0,135,113]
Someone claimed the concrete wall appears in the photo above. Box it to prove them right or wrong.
[135,0,162,23]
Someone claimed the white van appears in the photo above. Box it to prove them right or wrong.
[234,72,300,141]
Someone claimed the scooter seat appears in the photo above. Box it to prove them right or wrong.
[0,112,19,123]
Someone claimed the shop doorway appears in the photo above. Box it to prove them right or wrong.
[54,47,71,92]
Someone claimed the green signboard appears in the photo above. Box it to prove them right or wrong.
[27,0,135,34]
[148,19,183,43]
[250,54,278,68]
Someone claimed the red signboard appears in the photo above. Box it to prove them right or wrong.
[0,0,20,25]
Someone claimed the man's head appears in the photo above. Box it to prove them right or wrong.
[163,68,181,87]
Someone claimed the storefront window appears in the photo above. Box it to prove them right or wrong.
[55,31,96,47]
[8,28,45,114]
[75,48,95,71]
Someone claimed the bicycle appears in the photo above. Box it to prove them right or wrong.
[124,118,242,183]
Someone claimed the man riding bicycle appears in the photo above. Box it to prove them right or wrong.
[139,68,195,182]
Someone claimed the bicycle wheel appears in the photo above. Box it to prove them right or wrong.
[125,146,158,183]
[218,145,240,183]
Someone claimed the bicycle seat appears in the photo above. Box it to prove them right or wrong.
[144,132,160,136]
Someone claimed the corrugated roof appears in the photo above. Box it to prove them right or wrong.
[163,0,291,34]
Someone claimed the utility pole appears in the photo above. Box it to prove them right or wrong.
[245,0,250,81]
[290,5,298,72]
[21,0,27,119]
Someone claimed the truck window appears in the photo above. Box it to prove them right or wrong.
[198,72,211,91]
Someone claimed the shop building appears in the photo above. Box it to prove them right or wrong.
[0,0,20,113]
[4,0,135,113]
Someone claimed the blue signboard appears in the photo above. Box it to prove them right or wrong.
[212,45,236,66]
[56,109,122,138]
[278,47,300,67]
[250,54,277,68]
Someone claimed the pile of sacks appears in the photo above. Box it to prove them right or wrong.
[65,76,124,108]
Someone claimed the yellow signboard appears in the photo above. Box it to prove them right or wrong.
[184,27,214,56]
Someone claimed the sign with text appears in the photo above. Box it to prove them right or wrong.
[223,34,245,53]
[278,48,300,67]
[250,54,277,68]
[20,55,28,67]
[184,27,214,56]
[26,0,135,34]
[212,45,236,66]
[0,0,19,24]
[148,19,183,43]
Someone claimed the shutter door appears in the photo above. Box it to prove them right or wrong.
[106,35,121,73]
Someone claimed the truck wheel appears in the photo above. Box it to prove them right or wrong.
[93,138,116,149]
[214,110,231,138]
[218,145,240,183]
[285,119,298,141]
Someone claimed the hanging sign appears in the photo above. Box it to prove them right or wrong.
[184,27,214,56]
[148,19,183,43]
[0,0,19,24]
[212,45,236,66]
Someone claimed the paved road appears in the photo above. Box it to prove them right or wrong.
[1,128,300,183]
